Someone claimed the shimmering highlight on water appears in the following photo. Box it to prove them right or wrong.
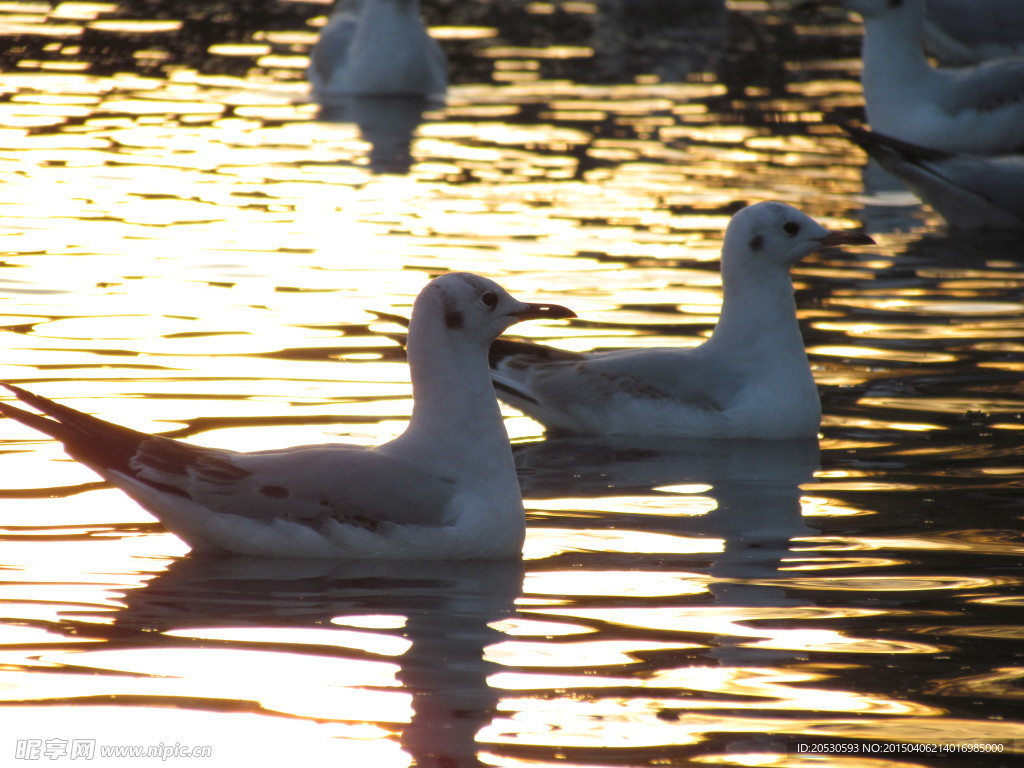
[1,1,1023,766]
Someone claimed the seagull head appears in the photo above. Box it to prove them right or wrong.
[839,0,914,21]
[802,0,909,21]
[414,272,576,346]
[724,201,875,273]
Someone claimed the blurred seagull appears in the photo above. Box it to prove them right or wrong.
[845,123,1024,230]
[844,0,1024,154]
[484,203,873,439]
[0,274,575,559]
[925,0,1024,66]
[308,0,447,99]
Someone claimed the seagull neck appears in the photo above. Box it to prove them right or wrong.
[861,0,935,95]
[346,0,439,95]
[403,328,511,464]
[710,266,804,355]
[355,0,423,42]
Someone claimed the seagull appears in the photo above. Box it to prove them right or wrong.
[0,273,575,559]
[844,0,1024,154]
[307,0,448,100]
[844,123,1024,230]
[924,0,1024,66]
[488,203,874,439]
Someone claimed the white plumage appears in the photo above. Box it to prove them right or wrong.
[485,202,875,439]
[308,0,447,99]
[846,0,1024,154]
[846,123,1024,230]
[924,0,1024,66]
[0,273,574,559]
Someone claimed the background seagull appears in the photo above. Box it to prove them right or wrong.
[484,203,874,439]
[308,0,447,99]
[924,0,1024,66]
[844,0,1024,154]
[0,273,574,559]
[844,123,1024,230]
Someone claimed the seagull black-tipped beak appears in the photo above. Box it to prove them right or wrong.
[511,302,577,321]
[817,230,875,248]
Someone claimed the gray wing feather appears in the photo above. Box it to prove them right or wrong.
[308,2,360,87]
[131,440,458,530]
[496,345,738,414]
[942,58,1024,116]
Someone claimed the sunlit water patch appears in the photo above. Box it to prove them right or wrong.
[1,1,1023,766]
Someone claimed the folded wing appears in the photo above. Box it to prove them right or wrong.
[0,384,458,532]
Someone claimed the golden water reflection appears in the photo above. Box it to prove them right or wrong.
[2,1,1024,765]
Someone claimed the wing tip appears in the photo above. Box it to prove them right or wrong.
[0,382,149,476]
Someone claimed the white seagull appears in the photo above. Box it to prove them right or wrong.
[924,0,1024,66]
[308,0,447,99]
[0,274,575,559]
[486,203,874,439]
[845,0,1024,154]
[845,123,1024,230]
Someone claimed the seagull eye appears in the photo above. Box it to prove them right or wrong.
[480,291,499,309]
[783,221,800,236]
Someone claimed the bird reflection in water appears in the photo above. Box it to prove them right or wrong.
[517,437,821,635]
[308,0,447,174]
[86,557,521,768]
[316,95,440,174]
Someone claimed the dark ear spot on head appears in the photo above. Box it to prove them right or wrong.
[445,310,464,329]
[748,234,764,252]
[259,485,290,499]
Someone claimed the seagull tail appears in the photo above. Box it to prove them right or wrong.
[487,336,578,369]
[488,338,580,417]
[491,375,540,407]
[0,383,149,477]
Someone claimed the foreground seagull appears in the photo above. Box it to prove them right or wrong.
[308,0,447,99]
[845,123,1024,230]
[486,202,874,439]
[845,0,1024,154]
[0,274,574,559]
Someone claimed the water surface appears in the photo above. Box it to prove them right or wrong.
[1,2,1023,766]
